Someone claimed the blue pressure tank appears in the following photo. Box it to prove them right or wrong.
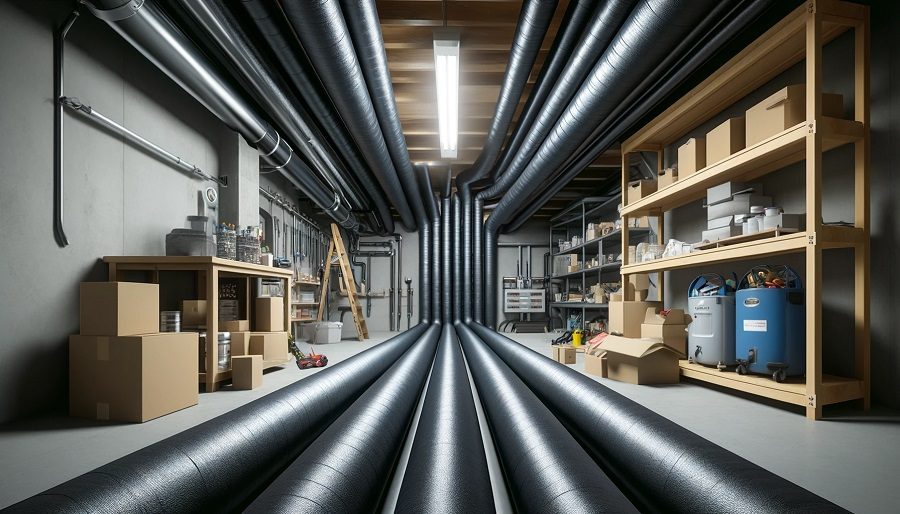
[735,265,805,382]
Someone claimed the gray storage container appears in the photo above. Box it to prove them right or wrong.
[687,273,736,370]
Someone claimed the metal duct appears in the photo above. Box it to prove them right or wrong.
[6,324,429,512]
[396,325,494,512]
[441,195,453,324]
[457,324,637,513]
[341,0,428,230]
[417,165,442,324]
[469,324,848,513]
[239,0,395,234]
[83,0,357,229]
[246,325,440,513]
[473,195,485,323]
[280,0,416,231]
[452,194,463,324]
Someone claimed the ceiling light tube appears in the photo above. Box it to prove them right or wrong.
[433,37,459,160]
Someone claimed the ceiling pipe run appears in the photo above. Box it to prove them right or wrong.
[417,166,442,325]
[416,164,440,324]
[82,0,358,230]
[280,0,417,231]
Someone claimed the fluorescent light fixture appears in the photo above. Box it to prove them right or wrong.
[433,37,459,159]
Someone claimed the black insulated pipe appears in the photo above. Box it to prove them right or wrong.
[473,195,485,323]
[457,324,638,513]
[452,193,463,324]
[281,0,417,231]
[396,325,494,513]
[5,324,429,512]
[416,164,441,323]
[441,195,453,324]
[245,324,440,513]
[469,324,848,513]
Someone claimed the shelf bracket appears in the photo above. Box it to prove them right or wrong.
[807,232,817,245]
[808,120,817,134]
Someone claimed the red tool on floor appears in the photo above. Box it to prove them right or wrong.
[289,337,329,369]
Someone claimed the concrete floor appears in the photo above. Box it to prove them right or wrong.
[1,330,898,512]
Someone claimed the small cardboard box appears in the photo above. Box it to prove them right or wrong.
[584,352,607,377]
[677,137,706,177]
[230,332,252,356]
[182,300,207,328]
[627,179,657,205]
[640,308,692,356]
[567,264,580,273]
[599,335,681,385]
[609,301,662,337]
[707,193,772,220]
[231,355,263,390]
[552,345,576,365]
[706,117,746,165]
[249,332,289,361]
[69,333,198,422]
[80,282,159,336]
[707,181,763,206]
[745,85,843,146]
[221,320,250,332]
[255,297,284,332]
[658,167,678,188]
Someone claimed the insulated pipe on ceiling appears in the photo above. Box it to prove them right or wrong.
[452,193,463,324]
[504,0,773,231]
[441,195,453,324]
[6,324,430,512]
[340,0,428,231]
[280,0,417,231]
[82,0,357,230]
[245,324,440,513]
[457,0,558,323]
[456,324,638,513]
[395,325,495,513]
[473,195,485,324]
[239,0,395,234]
[416,164,440,324]
[468,324,849,513]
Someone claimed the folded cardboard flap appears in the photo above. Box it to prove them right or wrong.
[597,335,681,384]
[642,308,692,327]
[600,335,676,358]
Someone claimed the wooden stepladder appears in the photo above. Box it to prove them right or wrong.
[317,224,368,340]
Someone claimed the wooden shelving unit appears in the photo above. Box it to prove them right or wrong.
[619,0,869,420]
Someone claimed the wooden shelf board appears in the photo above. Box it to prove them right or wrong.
[294,280,320,286]
[103,255,293,277]
[291,318,316,323]
[551,262,622,280]
[622,119,863,217]
[692,228,800,251]
[552,228,651,256]
[291,301,319,306]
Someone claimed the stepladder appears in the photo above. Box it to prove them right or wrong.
[317,224,368,340]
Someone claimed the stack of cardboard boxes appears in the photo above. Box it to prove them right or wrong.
[227,296,289,385]
[71,282,198,422]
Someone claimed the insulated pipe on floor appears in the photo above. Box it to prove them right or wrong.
[280,0,416,231]
[456,324,637,513]
[468,324,849,513]
[441,195,453,324]
[395,324,494,512]
[245,324,440,513]
[5,324,430,513]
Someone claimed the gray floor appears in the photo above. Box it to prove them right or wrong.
[1,331,898,512]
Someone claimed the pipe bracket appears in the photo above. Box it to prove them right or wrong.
[82,0,144,22]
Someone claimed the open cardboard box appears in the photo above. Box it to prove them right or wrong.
[640,308,692,356]
[596,335,681,384]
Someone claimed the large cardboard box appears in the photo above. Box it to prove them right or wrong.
[745,85,843,146]
[599,335,681,385]
[249,332,289,361]
[677,137,706,177]
[706,117,746,165]
[255,297,284,332]
[640,308,692,356]
[707,193,772,220]
[551,345,576,364]
[69,333,198,422]
[182,300,207,328]
[232,355,263,390]
[658,167,678,188]
[584,352,607,377]
[609,301,662,337]
[230,331,252,356]
[80,282,159,336]
[627,179,657,205]
[221,319,250,332]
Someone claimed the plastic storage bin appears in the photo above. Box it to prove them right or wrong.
[735,265,805,382]
[303,322,343,344]
[687,273,736,369]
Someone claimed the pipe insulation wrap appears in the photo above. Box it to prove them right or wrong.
[456,324,638,513]
[246,324,440,513]
[468,324,848,513]
[417,165,442,324]
[452,194,463,324]
[396,325,494,513]
[5,324,430,513]
[441,195,453,324]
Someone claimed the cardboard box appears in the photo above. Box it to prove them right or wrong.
[551,345,576,365]
[230,332,252,356]
[221,320,250,332]
[599,335,681,385]
[232,355,263,390]
[707,193,772,220]
[80,282,159,336]
[640,308,692,356]
[706,117,746,165]
[255,297,284,332]
[69,333,198,422]
[746,85,843,146]
[707,215,735,231]
[249,332,289,361]
[584,353,607,377]
[182,300,207,328]
[658,167,678,188]
[677,137,706,176]
[629,273,650,292]
[706,181,763,206]
[567,264,580,273]
[762,213,805,231]
[627,179,657,205]
[609,301,662,337]
[629,216,651,228]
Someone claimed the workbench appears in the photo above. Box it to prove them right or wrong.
[104,256,293,392]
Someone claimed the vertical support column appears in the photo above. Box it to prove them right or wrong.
[283,275,291,337]
[804,9,824,419]
[853,10,871,409]
[621,150,632,301]
[206,266,220,393]
[655,149,665,303]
